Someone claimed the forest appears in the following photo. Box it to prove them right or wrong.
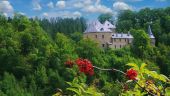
[0,7,170,96]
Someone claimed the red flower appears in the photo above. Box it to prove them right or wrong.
[65,60,74,68]
[126,69,137,80]
[75,58,94,76]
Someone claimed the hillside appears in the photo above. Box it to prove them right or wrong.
[0,7,170,96]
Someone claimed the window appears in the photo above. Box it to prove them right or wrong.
[127,39,129,44]
[102,44,105,47]
[125,39,126,42]
[119,38,121,42]
[114,38,116,42]
[95,35,97,38]
[100,28,104,31]
[102,35,104,38]
[120,45,121,48]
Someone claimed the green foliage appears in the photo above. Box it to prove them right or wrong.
[76,39,102,59]
[39,17,86,39]
[0,72,32,96]
[165,87,170,96]
[131,29,154,58]
[123,63,170,96]
[116,7,170,46]
[70,32,83,42]
[116,10,135,32]
[66,78,104,96]
[101,81,122,96]
[98,13,113,24]
[156,44,170,76]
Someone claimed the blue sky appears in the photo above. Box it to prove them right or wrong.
[0,0,169,20]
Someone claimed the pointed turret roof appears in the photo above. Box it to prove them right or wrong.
[148,25,155,38]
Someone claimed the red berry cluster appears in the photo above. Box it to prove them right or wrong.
[75,58,94,76]
[126,69,138,80]
[64,58,94,76]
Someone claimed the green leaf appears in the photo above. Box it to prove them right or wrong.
[165,87,170,96]
[127,63,139,70]
[66,88,81,96]
[140,63,147,71]
[66,82,72,86]
[144,70,169,82]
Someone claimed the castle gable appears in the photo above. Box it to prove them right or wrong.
[103,20,116,29]
[85,20,115,33]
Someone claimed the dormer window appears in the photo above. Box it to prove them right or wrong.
[100,28,104,31]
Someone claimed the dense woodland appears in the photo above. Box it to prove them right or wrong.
[0,7,170,96]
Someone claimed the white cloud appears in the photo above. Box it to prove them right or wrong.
[73,2,84,8]
[19,12,26,15]
[73,11,82,17]
[56,1,66,8]
[96,0,101,5]
[73,0,112,14]
[84,0,92,5]
[113,1,132,10]
[0,1,13,13]
[73,0,92,8]
[42,12,48,17]
[41,11,82,18]
[33,0,42,11]
[83,4,113,14]
[47,1,54,8]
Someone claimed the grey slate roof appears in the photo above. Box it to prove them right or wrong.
[84,20,116,33]
[148,25,155,39]
[112,33,133,39]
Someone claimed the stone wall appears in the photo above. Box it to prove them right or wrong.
[109,38,133,49]
[83,32,113,48]
[83,32,155,49]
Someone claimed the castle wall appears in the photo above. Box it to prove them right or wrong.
[109,38,133,49]
[83,32,113,48]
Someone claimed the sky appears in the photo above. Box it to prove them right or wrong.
[0,0,170,20]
